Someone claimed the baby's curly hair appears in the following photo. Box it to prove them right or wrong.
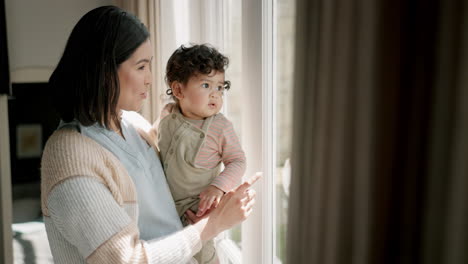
[165,44,231,99]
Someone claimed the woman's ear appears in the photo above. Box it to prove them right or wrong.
[171,82,184,100]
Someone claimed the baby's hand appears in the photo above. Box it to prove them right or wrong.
[197,185,224,217]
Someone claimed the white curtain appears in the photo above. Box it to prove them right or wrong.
[115,0,162,122]
[287,0,468,263]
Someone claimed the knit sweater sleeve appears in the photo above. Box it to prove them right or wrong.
[47,177,201,263]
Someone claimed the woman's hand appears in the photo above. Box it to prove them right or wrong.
[197,185,224,217]
[185,209,208,224]
[191,173,261,242]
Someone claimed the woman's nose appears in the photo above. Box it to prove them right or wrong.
[145,69,152,86]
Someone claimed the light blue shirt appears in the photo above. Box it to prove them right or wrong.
[58,113,183,240]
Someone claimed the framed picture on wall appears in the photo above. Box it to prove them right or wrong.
[16,124,42,159]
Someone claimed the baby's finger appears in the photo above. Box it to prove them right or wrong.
[213,197,221,208]
[186,215,194,225]
[185,210,198,224]
[196,210,206,218]
[199,192,206,199]
[198,198,208,215]
[203,197,215,212]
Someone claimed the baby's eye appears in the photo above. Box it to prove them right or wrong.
[216,86,224,92]
[201,83,210,89]
[138,65,145,70]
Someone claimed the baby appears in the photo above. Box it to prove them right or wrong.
[158,44,246,264]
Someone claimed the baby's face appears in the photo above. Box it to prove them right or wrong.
[177,71,226,120]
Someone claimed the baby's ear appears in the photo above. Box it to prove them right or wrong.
[171,82,184,100]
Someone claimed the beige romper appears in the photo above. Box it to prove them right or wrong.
[158,106,221,264]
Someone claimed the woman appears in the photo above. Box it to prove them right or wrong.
[41,6,257,263]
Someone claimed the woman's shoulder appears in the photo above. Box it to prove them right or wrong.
[41,128,134,217]
[42,127,132,181]
[44,128,102,154]
[42,128,110,174]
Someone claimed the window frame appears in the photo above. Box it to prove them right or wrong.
[236,0,276,263]
[157,0,280,262]
[216,0,277,263]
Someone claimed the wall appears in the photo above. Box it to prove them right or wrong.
[5,0,115,82]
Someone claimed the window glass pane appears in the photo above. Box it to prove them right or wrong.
[275,0,296,262]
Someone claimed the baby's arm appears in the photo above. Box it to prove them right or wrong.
[211,118,246,191]
[197,118,246,217]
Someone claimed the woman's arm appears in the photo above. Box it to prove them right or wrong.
[188,173,260,241]
[47,177,201,263]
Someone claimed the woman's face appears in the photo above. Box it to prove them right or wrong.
[117,39,153,112]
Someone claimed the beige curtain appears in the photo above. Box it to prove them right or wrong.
[423,1,468,263]
[287,0,468,263]
[115,0,163,123]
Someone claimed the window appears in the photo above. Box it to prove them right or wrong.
[157,0,295,262]
[220,0,296,263]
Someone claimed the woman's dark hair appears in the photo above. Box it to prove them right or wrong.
[165,44,231,99]
[49,5,149,128]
